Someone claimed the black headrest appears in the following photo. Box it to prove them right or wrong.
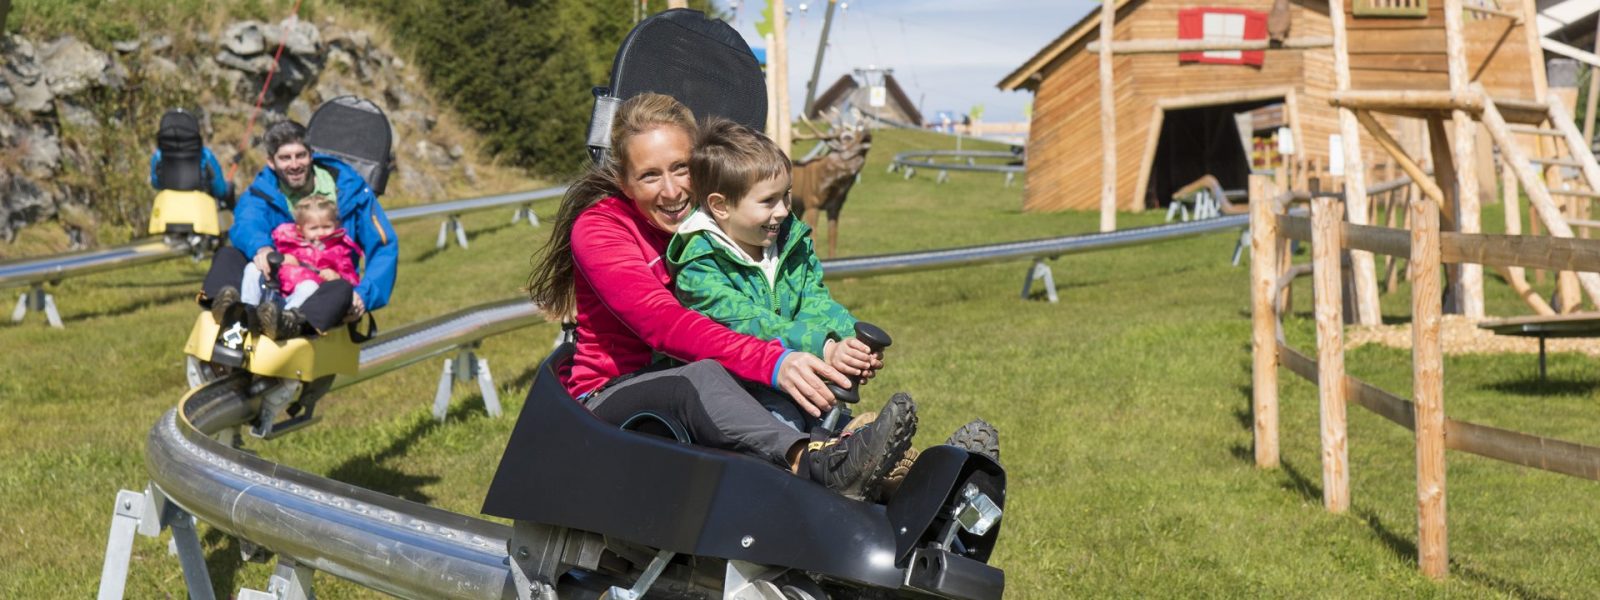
[306,96,394,196]
[588,9,767,160]
[157,109,203,156]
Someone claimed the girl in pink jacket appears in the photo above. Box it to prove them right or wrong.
[244,195,361,338]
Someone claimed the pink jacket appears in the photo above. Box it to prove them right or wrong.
[270,222,361,294]
[565,196,788,398]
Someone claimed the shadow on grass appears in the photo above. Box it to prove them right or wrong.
[202,528,249,595]
[62,289,194,323]
[324,362,540,503]
[1485,376,1600,397]
[413,221,517,264]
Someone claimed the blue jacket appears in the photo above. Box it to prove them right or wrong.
[149,147,231,202]
[231,154,399,311]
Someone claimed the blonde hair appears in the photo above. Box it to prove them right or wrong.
[294,194,337,227]
[525,93,698,319]
[690,117,789,208]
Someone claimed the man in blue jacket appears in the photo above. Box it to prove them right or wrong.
[200,120,398,337]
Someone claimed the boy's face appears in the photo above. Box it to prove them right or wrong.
[709,173,791,258]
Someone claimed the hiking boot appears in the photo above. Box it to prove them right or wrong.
[946,419,1000,464]
[804,392,917,501]
[258,302,305,340]
[209,286,240,324]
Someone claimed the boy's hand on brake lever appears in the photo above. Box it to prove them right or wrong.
[777,352,848,418]
[824,337,883,380]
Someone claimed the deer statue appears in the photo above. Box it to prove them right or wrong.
[791,120,873,257]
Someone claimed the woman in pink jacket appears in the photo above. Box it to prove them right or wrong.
[240,194,362,339]
[525,94,915,501]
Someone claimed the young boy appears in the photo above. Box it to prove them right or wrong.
[668,119,1001,496]
[666,118,878,419]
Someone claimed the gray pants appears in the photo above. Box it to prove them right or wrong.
[584,360,811,466]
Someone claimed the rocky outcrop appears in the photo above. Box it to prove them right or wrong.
[0,16,470,243]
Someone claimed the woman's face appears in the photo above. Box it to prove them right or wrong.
[618,125,693,233]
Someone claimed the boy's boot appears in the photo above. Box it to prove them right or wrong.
[876,419,1001,501]
[802,392,917,501]
[258,302,305,340]
[209,286,241,324]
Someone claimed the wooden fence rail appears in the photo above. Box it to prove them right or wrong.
[1249,173,1600,579]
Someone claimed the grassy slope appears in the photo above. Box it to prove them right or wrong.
[4,127,1600,597]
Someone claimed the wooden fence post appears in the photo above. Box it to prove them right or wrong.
[1312,192,1350,512]
[1250,174,1280,469]
[1410,183,1448,580]
[1098,0,1118,232]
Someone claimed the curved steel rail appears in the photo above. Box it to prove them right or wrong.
[2,185,567,293]
[148,298,545,599]
[144,215,1249,598]
[889,149,1025,176]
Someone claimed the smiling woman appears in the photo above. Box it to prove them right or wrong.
[523,92,911,497]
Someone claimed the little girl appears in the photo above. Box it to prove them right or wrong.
[241,195,362,338]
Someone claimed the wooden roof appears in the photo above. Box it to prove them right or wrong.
[809,73,924,125]
[998,0,1331,92]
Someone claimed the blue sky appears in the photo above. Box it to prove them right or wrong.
[727,0,1098,123]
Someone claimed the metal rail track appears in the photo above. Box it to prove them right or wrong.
[1,185,566,292]
[125,214,1249,599]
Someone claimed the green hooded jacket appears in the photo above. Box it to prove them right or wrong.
[665,210,856,356]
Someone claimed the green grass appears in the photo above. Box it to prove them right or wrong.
[5,127,1600,597]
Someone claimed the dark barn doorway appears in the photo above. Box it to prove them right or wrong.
[1144,99,1281,210]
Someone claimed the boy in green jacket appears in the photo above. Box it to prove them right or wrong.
[666,118,881,425]
[669,119,1000,499]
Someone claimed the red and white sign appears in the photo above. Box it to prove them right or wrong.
[1177,8,1268,66]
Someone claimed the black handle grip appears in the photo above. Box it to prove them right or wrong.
[826,322,892,405]
[266,251,285,285]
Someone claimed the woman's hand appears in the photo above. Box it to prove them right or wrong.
[776,352,850,418]
[823,338,883,380]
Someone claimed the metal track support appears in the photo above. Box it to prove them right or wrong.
[239,557,315,600]
[12,283,64,328]
[433,343,501,422]
[169,506,218,600]
[1020,258,1059,303]
[436,215,468,250]
[511,205,540,227]
[1232,227,1251,267]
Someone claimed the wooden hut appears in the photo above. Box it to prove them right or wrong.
[998,0,1539,213]
[809,72,923,127]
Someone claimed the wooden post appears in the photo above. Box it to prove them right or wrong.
[1499,159,1557,314]
[1312,192,1350,512]
[1425,117,1463,314]
[765,33,778,139]
[1409,176,1448,581]
[1586,20,1600,144]
[1443,0,1483,319]
[774,0,792,157]
[1328,0,1381,325]
[1098,0,1118,232]
[1250,174,1281,469]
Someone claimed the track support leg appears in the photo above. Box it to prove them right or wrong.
[239,557,315,600]
[437,215,469,250]
[1233,227,1251,267]
[511,204,540,227]
[433,343,500,422]
[1020,259,1059,303]
[13,284,64,328]
[170,506,218,600]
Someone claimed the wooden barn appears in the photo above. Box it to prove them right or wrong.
[999,0,1542,213]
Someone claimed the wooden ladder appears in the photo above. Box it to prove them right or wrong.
[1480,91,1600,311]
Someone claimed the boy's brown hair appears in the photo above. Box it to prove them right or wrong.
[690,117,790,207]
[294,194,337,225]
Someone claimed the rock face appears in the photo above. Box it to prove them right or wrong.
[0,17,466,243]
